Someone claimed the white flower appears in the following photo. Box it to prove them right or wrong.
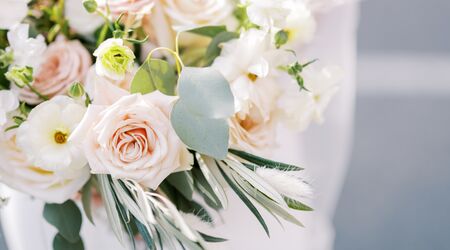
[212,29,295,120]
[16,96,88,172]
[284,1,317,45]
[278,66,342,131]
[70,81,193,189]
[65,0,104,35]
[0,129,90,203]
[6,24,47,69]
[94,38,136,81]
[0,0,30,30]
[0,90,19,127]
[244,0,292,29]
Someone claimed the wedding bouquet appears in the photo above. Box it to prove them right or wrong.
[0,0,341,249]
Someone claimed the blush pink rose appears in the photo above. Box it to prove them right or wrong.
[14,36,92,104]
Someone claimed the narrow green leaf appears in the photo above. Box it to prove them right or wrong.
[130,59,177,96]
[192,167,222,209]
[134,217,155,250]
[204,31,239,66]
[199,232,227,243]
[229,148,304,171]
[43,200,82,243]
[81,179,94,224]
[284,196,313,211]
[218,165,270,237]
[167,171,194,201]
[186,25,227,38]
[53,234,84,250]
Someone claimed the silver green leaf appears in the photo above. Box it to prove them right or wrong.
[171,67,234,159]
[130,59,177,96]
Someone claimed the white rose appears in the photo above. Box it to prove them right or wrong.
[6,24,47,69]
[16,96,88,172]
[84,64,137,95]
[0,90,19,127]
[97,0,155,18]
[278,66,342,131]
[0,130,90,203]
[0,0,30,30]
[143,0,234,48]
[65,0,104,35]
[70,81,193,189]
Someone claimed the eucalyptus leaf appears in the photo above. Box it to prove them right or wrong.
[43,200,82,243]
[53,234,84,250]
[130,59,177,96]
[167,171,195,201]
[204,31,239,66]
[284,196,313,211]
[81,179,94,224]
[171,100,229,160]
[134,217,155,250]
[177,67,234,118]
[186,25,227,38]
[229,148,304,171]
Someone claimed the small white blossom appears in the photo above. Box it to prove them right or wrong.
[6,24,47,69]
[94,38,136,81]
[244,0,292,29]
[16,96,87,172]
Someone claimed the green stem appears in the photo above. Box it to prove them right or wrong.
[25,82,49,101]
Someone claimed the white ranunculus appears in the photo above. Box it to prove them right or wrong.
[244,0,292,29]
[94,38,135,81]
[6,24,47,69]
[0,0,30,30]
[278,66,342,131]
[212,29,295,121]
[0,90,19,127]
[16,96,88,172]
[0,129,90,203]
[65,0,104,35]
[70,81,193,189]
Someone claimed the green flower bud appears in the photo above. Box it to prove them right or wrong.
[83,0,98,13]
[275,30,289,49]
[5,66,34,88]
[0,49,13,69]
[68,82,85,98]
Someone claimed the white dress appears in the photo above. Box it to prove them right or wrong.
[0,2,358,250]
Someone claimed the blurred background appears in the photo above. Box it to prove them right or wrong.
[334,0,450,249]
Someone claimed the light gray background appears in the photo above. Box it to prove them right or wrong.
[334,1,450,249]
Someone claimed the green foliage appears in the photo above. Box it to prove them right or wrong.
[229,149,304,171]
[186,26,228,38]
[204,31,239,66]
[284,196,313,211]
[167,171,195,201]
[280,58,318,91]
[53,234,84,250]
[171,67,234,159]
[275,30,289,48]
[43,200,83,243]
[199,232,227,243]
[219,166,269,236]
[130,58,177,96]
[81,178,95,224]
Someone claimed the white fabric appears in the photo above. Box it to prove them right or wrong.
[0,2,358,250]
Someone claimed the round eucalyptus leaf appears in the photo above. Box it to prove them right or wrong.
[43,200,82,243]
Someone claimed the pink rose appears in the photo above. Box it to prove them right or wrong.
[97,0,154,18]
[70,81,192,189]
[14,37,92,104]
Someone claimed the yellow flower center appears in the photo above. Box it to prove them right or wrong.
[54,131,68,144]
[247,73,258,82]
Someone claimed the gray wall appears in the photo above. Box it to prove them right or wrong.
[358,0,450,54]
